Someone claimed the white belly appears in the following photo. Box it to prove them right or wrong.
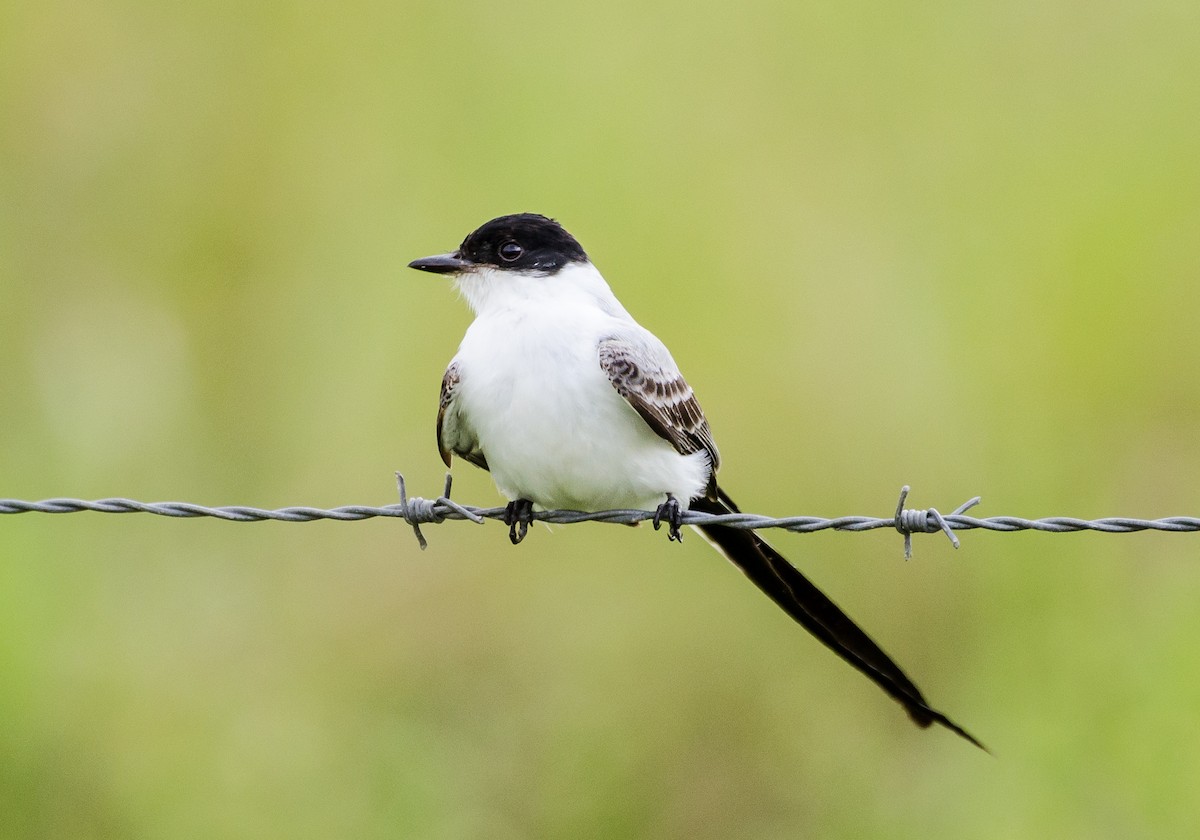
[450,308,709,511]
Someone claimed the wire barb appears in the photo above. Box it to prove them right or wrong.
[396,472,484,549]
[893,485,983,559]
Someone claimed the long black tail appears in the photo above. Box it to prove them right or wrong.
[692,486,984,750]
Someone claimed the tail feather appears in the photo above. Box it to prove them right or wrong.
[693,487,984,750]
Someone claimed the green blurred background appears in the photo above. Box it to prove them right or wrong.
[2,1,1199,837]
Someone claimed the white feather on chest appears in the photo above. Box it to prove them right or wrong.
[445,265,709,511]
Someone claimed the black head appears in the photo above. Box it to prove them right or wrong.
[409,213,588,276]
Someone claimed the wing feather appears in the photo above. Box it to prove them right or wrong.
[437,361,488,471]
[598,336,719,496]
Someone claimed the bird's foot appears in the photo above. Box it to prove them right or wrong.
[503,498,535,545]
[653,494,684,543]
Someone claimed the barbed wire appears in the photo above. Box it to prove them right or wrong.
[3,474,1199,556]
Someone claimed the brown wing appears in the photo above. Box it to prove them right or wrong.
[598,337,719,496]
[437,361,488,471]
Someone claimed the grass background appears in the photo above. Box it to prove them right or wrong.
[3,1,1200,837]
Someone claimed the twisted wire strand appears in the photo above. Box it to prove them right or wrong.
[3,477,1199,554]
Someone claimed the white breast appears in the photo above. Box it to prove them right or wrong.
[447,266,710,511]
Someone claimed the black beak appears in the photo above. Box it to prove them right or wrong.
[408,252,469,274]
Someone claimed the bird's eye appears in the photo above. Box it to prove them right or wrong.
[498,241,524,262]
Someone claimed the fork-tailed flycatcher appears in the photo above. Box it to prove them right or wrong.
[408,213,982,748]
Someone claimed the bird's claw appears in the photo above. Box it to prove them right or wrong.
[504,498,535,545]
[653,495,684,543]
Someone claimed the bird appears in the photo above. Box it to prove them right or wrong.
[408,213,982,748]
